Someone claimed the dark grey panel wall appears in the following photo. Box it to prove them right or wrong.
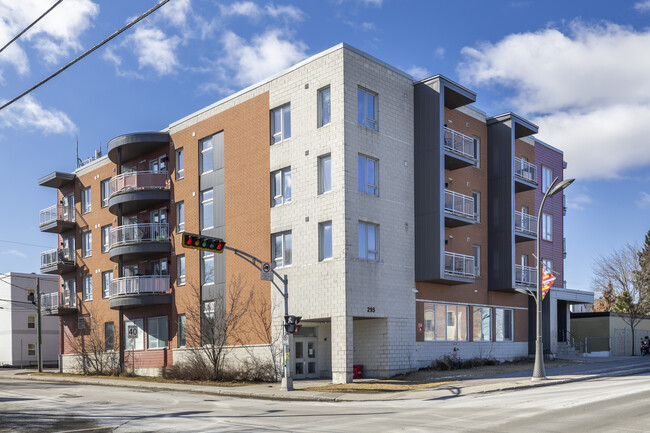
[527,295,552,354]
[487,120,515,290]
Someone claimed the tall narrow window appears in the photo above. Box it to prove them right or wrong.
[101,179,110,207]
[28,315,35,329]
[81,187,91,214]
[83,275,92,301]
[542,213,553,241]
[271,231,292,268]
[318,154,331,194]
[177,254,186,285]
[319,221,332,261]
[28,344,36,356]
[200,136,214,174]
[473,244,481,277]
[542,166,553,193]
[271,167,291,206]
[105,322,114,351]
[496,309,514,341]
[271,103,291,144]
[178,314,186,348]
[358,221,378,261]
[473,307,491,341]
[102,271,113,299]
[148,316,169,349]
[176,201,185,232]
[200,189,214,231]
[358,155,378,195]
[357,87,377,130]
[176,148,184,179]
[472,191,480,221]
[101,224,111,253]
[82,231,92,258]
[201,250,214,285]
[473,136,480,167]
[318,86,331,127]
[64,279,76,307]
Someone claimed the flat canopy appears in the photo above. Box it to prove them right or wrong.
[107,132,170,164]
[38,171,75,188]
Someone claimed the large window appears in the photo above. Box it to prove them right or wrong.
[358,221,378,261]
[124,319,144,350]
[201,250,214,285]
[177,254,185,286]
[423,303,468,341]
[101,179,110,208]
[81,187,91,214]
[272,231,292,268]
[358,155,378,196]
[318,86,331,127]
[495,308,514,342]
[542,213,553,241]
[200,136,214,174]
[271,167,291,206]
[473,307,491,341]
[148,316,169,349]
[357,87,377,130]
[542,166,553,192]
[102,271,113,299]
[318,154,331,194]
[319,221,332,261]
[101,224,111,253]
[200,189,214,231]
[176,148,184,180]
[82,231,92,257]
[271,103,291,144]
[178,314,186,348]
[83,275,92,301]
[105,322,114,351]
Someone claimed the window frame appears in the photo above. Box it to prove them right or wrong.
[177,254,186,286]
[101,224,111,253]
[81,187,91,214]
[542,166,553,193]
[495,308,514,342]
[542,212,553,241]
[473,136,480,167]
[318,154,331,194]
[357,87,378,130]
[271,167,292,207]
[423,303,469,341]
[318,86,331,128]
[473,306,492,342]
[358,154,378,196]
[28,315,35,329]
[176,148,184,180]
[124,319,144,351]
[176,201,185,232]
[147,316,169,349]
[102,271,113,299]
[473,244,481,277]
[200,136,214,175]
[82,231,92,258]
[200,189,214,232]
[472,191,480,222]
[271,103,291,144]
[319,221,333,262]
[83,275,93,301]
[101,179,110,208]
[271,231,292,268]
[177,314,186,348]
[105,322,115,351]
[358,221,379,261]
[201,250,215,285]
[28,343,36,356]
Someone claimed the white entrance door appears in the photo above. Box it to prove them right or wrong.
[293,337,318,379]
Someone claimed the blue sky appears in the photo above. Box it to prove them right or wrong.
[0,0,649,294]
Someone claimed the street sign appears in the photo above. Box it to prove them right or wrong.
[128,325,138,339]
[261,262,272,281]
[282,333,289,346]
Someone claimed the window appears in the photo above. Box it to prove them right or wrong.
[473,307,491,341]
[318,154,331,194]
[82,231,92,257]
[201,250,214,285]
[473,245,481,277]
[271,103,291,144]
[271,231,292,268]
[148,316,169,349]
[358,221,378,261]
[319,221,332,261]
[101,225,111,253]
[423,304,468,341]
[177,254,185,285]
[28,315,35,329]
[63,279,76,307]
[81,187,91,214]
[105,322,114,351]
[200,189,214,231]
[101,179,110,207]
[472,191,480,221]
[473,136,480,166]
[124,319,144,350]
[28,343,35,356]
[178,314,186,348]
[200,137,214,174]
[102,271,113,298]
[542,166,553,193]
[176,201,185,232]
[62,194,75,222]
[358,155,378,195]
[83,276,92,301]
[542,213,553,241]
[496,309,514,342]
[176,148,184,180]
[271,167,291,206]
[542,259,554,273]
[318,86,331,127]
[357,87,377,130]
[27,288,34,303]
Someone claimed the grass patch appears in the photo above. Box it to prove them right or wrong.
[302,380,456,394]
[24,372,249,388]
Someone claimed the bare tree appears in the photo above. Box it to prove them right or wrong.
[244,294,283,381]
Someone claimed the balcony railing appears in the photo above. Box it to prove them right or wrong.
[110,275,170,297]
[444,252,475,278]
[514,211,537,236]
[444,189,475,220]
[111,223,169,247]
[39,203,74,226]
[515,264,537,287]
[41,291,76,310]
[514,157,537,184]
[109,171,169,197]
[443,127,476,161]
[40,247,75,268]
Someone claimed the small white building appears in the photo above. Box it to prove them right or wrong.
[0,273,59,367]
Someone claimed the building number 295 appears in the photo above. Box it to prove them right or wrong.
[367,307,375,313]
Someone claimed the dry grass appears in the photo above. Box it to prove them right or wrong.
[24,372,249,388]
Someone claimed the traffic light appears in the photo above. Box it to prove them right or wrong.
[181,232,226,253]
[284,315,302,334]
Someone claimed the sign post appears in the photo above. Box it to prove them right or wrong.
[128,325,137,377]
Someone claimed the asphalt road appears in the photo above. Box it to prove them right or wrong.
[2,373,650,432]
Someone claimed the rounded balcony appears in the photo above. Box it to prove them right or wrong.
[107,171,170,215]
[109,275,171,310]
[109,223,171,263]
[107,132,170,164]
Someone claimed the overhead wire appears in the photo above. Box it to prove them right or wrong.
[0,0,64,55]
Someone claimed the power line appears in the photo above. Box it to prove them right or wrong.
[0,239,51,249]
[0,0,172,112]
[0,0,64,55]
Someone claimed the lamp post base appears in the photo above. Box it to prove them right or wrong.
[281,376,293,391]
[531,339,546,381]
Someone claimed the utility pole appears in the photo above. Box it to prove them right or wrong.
[36,277,42,373]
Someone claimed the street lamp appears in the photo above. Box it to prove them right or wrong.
[532,176,574,381]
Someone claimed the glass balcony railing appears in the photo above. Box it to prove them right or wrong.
[515,264,536,287]
[514,211,537,237]
[39,203,75,226]
[110,275,170,297]
[444,189,475,220]
[514,157,537,184]
[443,127,476,161]
[444,252,475,278]
[111,223,169,247]
[41,291,76,310]
[109,171,169,197]
[40,247,75,268]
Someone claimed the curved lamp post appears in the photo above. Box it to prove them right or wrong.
[532,177,575,381]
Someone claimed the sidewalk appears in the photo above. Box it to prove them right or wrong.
[3,356,650,402]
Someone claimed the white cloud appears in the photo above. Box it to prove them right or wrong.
[363,0,383,6]
[0,95,76,134]
[128,27,181,76]
[158,0,192,28]
[406,65,431,80]
[219,2,305,22]
[458,20,650,180]
[637,192,650,208]
[1,249,27,259]
[634,0,650,11]
[266,4,305,21]
[220,1,263,19]
[434,46,445,59]
[566,193,592,211]
[220,30,308,86]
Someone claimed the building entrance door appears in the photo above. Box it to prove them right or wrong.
[293,337,318,379]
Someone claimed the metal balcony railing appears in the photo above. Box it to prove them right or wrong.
[444,252,476,278]
[515,264,537,287]
[110,275,170,297]
[514,157,537,184]
[443,127,476,161]
[40,247,75,268]
[109,171,169,197]
[39,203,74,226]
[444,189,475,220]
[514,211,537,236]
[111,223,169,247]
[41,291,76,310]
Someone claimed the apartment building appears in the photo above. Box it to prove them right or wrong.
[38,43,591,383]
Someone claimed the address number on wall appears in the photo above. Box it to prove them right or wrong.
[367,307,375,313]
